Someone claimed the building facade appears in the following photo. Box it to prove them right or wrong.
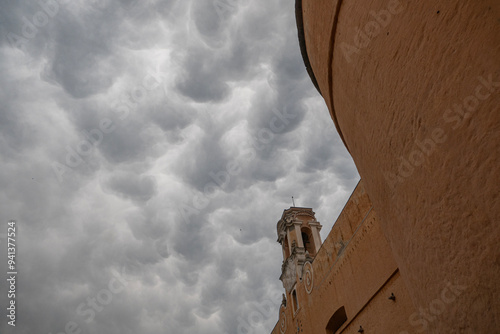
[288,0,500,332]
[271,181,426,334]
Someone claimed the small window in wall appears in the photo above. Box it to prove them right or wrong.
[325,306,347,334]
[292,289,299,314]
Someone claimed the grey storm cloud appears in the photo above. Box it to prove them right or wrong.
[103,172,158,202]
[0,0,359,333]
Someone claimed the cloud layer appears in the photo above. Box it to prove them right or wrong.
[0,0,359,333]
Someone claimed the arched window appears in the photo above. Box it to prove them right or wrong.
[325,306,347,334]
[301,228,315,256]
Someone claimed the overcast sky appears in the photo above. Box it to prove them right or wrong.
[0,0,359,333]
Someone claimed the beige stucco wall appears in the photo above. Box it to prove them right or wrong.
[272,181,417,333]
[298,0,500,332]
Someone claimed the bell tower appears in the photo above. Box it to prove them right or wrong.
[277,207,322,296]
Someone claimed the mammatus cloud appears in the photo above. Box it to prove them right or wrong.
[0,0,358,333]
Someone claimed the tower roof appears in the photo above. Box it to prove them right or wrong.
[277,207,316,242]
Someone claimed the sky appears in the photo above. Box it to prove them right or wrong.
[0,0,359,333]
